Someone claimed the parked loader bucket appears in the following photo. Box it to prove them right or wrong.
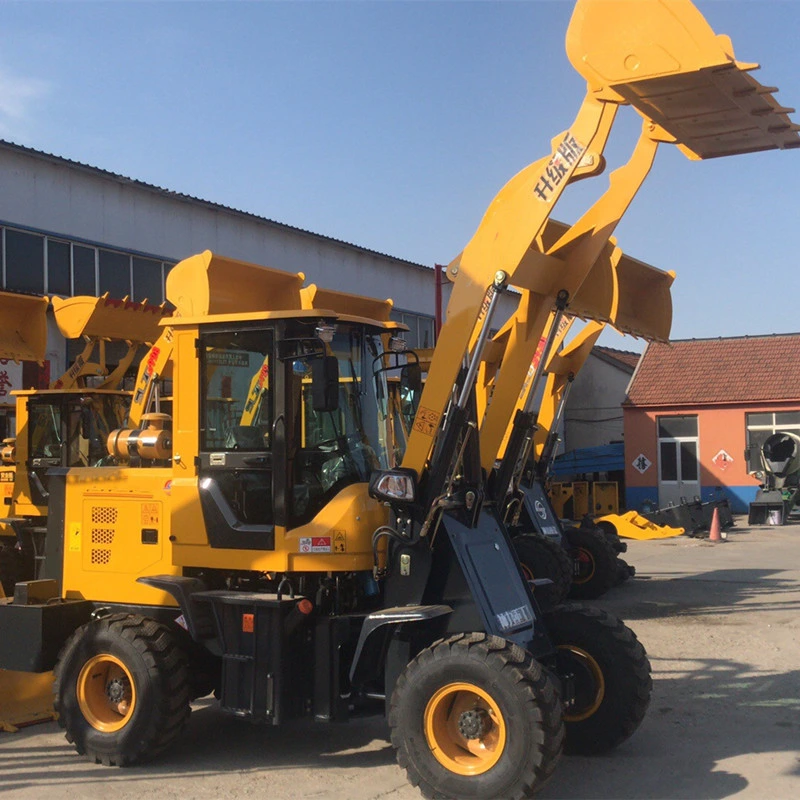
[0,669,55,731]
[301,284,395,323]
[596,510,684,541]
[567,0,800,159]
[52,294,170,344]
[0,290,48,363]
[166,250,305,317]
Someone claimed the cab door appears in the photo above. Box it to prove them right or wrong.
[198,327,277,550]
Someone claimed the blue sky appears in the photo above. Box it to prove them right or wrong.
[1,0,799,350]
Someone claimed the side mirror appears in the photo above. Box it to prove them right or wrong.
[312,355,339,413]
[400,362,422,398]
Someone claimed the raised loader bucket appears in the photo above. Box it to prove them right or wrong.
[0,670,55,732]
[166,250,305,317]
[52,294,170,344]
[613,255,673,342]
[0,290,48,363]
[567,0,800,159]
[538,219,674,342]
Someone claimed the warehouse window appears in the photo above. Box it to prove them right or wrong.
[47,239,71,295]
[133,257,164,303]
[1,223,172,302]
[72,245,97,295]
[745,411,800,472]
[390,309,435,349]
[99,249,131,298]
[4,228,44,293]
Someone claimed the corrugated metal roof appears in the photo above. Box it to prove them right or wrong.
[626,333,800,406]
[0,139,431,273]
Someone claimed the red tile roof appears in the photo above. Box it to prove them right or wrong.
[626,334,800,406]
[594,346,641,371]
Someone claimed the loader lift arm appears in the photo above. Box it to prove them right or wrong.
[401,0,798,503]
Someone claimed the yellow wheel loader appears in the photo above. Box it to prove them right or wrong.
[0,289,49,591]
[0,3,798,798]
[1,292,170,593]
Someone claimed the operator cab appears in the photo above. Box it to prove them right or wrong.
[196,315,395,543]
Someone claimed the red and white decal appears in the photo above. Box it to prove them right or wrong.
[299,536,332,553]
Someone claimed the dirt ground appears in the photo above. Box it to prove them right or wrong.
[2,518,799,799]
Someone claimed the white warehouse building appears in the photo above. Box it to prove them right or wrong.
[0,139,446,383]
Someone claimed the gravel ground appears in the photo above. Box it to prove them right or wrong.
[1,517,799,799]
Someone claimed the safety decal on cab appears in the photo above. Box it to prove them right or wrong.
[412,406,441,437]
[299,537,331,554]
[532,132,587,203]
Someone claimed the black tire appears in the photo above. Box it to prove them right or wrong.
[593,520,628,553]
[543,603,651,755]
[564,526,618,599]
[513,535,572,611]
[389,633,564,799]
[54,613,191,766]
[615,557,635,585]
[0,542,35,597]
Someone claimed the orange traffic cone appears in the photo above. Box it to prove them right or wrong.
[708,506,722,542]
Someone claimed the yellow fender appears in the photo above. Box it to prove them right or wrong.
[596,510,684,541]
[0,670,55,732]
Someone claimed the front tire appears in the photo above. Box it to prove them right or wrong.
[389,633,564,799]
[543,603,651,755]
[54,613,191,766]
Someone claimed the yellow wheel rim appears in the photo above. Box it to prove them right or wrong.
[77,654,136,732]
[572,548,596,584]
[559,645,605,722]
[423,682,506,776]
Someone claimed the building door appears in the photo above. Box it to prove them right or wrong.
[657,415,700,506]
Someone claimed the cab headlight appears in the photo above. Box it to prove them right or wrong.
[369,469,417,503]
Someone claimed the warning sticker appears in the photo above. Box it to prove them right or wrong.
[412,406,441,437]
[141,503,160,526]
[333,531,347,553]
[68,522,81,553]
[299,536,332,554]
[712,450,734,471]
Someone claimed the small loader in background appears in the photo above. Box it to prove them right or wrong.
[0,2,798,799]
[748,431,800,524]
[0,289,50,593]
[0,292,169,595]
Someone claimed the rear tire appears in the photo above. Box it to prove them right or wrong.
[513,535,572,611]
[543,603,651,755]
[389,633,564,799]
[54,613,191,766]
[564,527,617,599]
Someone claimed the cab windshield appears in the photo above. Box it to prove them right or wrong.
[288,323,387,527]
